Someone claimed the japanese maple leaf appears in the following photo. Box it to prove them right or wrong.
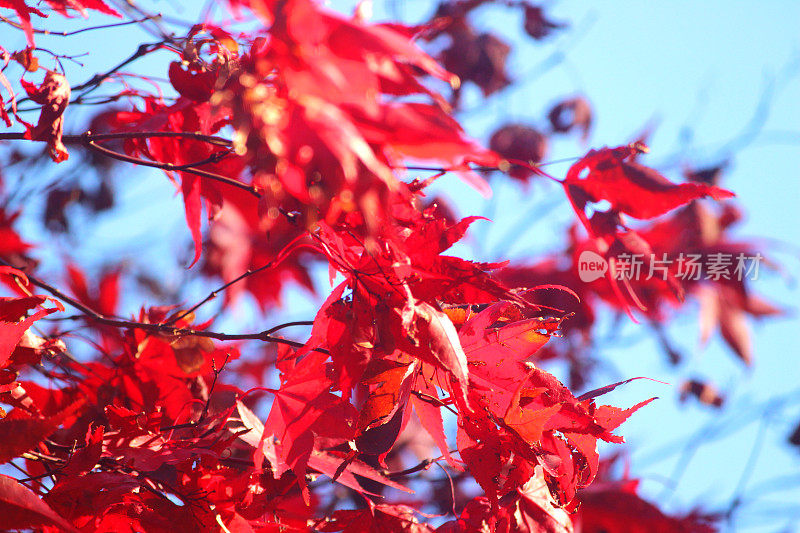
[453,301,653,504]
[351,102,497,195]
[0,210,33,261]
[239,398,412,498]
[220,0,499,247]
[168,62,219,103]
[261,350,358,501]
[0,402,83,465]
[1,290,60,372]
[457,300,553,407]
[697,282,781,365]
[402,299,470,406]
[564,144,734,220]
[107,97,245,266]
[65,264,119,317]
[354,358,416,456]
[442,28,512,100]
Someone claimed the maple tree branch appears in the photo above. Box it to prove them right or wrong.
[0,128,578,195]
[16,469,63,484]
[32,47,89,69]
[6,462,40,490]
[116,0,193,38]
[398,155,581,174]
[0,14,161,37]
[22,450,63,464]
[169,147,236,170]
[169,232,317,325]
[263,320,315,335]
[167,261,280,325]
[0,131,233,146]
[382,452,457,479]
[84,139,259,196]
[410,390,458,416]
[0,259,322,352]
[385,458,436,478]
[70,41,165,101]
[4,42,165,112]
[0,130,257,196]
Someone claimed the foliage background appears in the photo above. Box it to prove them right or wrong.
[2,1,799,531]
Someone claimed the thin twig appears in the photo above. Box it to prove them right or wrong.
[0,259,326,353]
[0,130,256,195]
[167,261,279,325]
[168,231,317,324]
[3,42,164,112]
[397,155,580,174]
[200,353,231,422]
[169,147,235,170]
[410,390,458,416]
[71,42,165,98]
[263,320,314,335]
[384,457,437,478]
[0,131,232,146]
[725,414,771,524]
[435,461,457,517]
[85,139,258,196]
[0,14,161,37]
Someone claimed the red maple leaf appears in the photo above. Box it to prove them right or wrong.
[0,474,79,532]
[564,144,734,220]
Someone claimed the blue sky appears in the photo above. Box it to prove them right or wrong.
[3,1,799,531]
[442,3,800,531]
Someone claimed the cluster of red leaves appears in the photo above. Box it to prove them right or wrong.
[498,155,778,388]
[89,1,497,301]
[0,264,265,531]
[0,0,767,531]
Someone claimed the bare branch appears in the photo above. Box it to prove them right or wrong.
[0,130,258,196]
[0,14,161,37]
[85,139,258,197]
[0,259,325,353]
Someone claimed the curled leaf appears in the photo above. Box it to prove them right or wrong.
[19,71,71,162]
